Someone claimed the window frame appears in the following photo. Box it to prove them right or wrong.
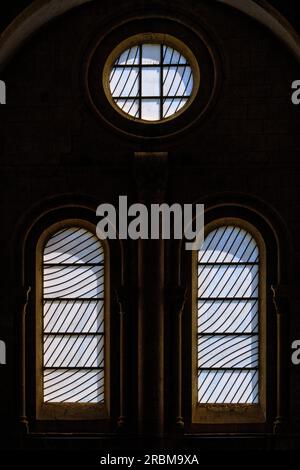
[191,217,267,424]
[102,34,200,123]
[35,219,110,421]
[85,16,219,141]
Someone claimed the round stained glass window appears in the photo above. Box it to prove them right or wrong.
[106,38,199,122]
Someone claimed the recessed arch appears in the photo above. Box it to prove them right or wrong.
[0,0,299,71]
[176,192,294,288]
[36,219,109,419]
[11,194,125,288]
[11,196,125,432]
[177,194,292,432]
[193,218,266,423]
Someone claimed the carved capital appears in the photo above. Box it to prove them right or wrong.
[15,286,31,320]
[169,286,188,318]
[271,285,289,316]
[175,416,185,431]
[16,286,31,305]
[117,415,126,430]
[273,416,288,434]
[115,287,128,316]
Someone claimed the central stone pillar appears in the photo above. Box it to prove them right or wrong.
[134,152,168,436]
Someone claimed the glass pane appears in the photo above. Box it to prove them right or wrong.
[198,369,259,404]
[42,226,105,405]
[163,46,187,64]
[198,264,258,298]
[141,99,160,121]
[44,300,104,334]
[163,98,187,117]
[198,299,258,334]
[141,67,160,96]
[198,226,259,263]
[110,67,139,97]
[110,42,194,121]
[163,66,193,96]
[141,44,160,64]
[197,225,260,406]
[44,368,104,403]
[44,227,104,265]
[198,334,259,369]
[116,46,140,65]
[43,265,104,299]
[44,334,104,368]
[115,99,139,118]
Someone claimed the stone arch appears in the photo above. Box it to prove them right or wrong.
[0,0,299,71]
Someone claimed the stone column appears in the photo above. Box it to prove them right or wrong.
[272,285,289,433]
[18,286,31,434]
[173,286,187,431]
[134,152,168,436]
[116,287,127,429]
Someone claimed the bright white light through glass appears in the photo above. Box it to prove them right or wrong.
[42,227,105,404]
[109,43,194,121]
[197,226,260,404]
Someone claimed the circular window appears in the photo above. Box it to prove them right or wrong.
[86,19,219,140]
[106,40,197,122]
[102,34,200,124]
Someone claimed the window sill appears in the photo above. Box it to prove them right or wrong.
[192,403,266,424]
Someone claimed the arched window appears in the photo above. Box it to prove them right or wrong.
[36,221,109,420]
[193,219,266,424]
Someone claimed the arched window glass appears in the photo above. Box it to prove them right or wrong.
[42,226,105,404]
[197,225,260,405]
